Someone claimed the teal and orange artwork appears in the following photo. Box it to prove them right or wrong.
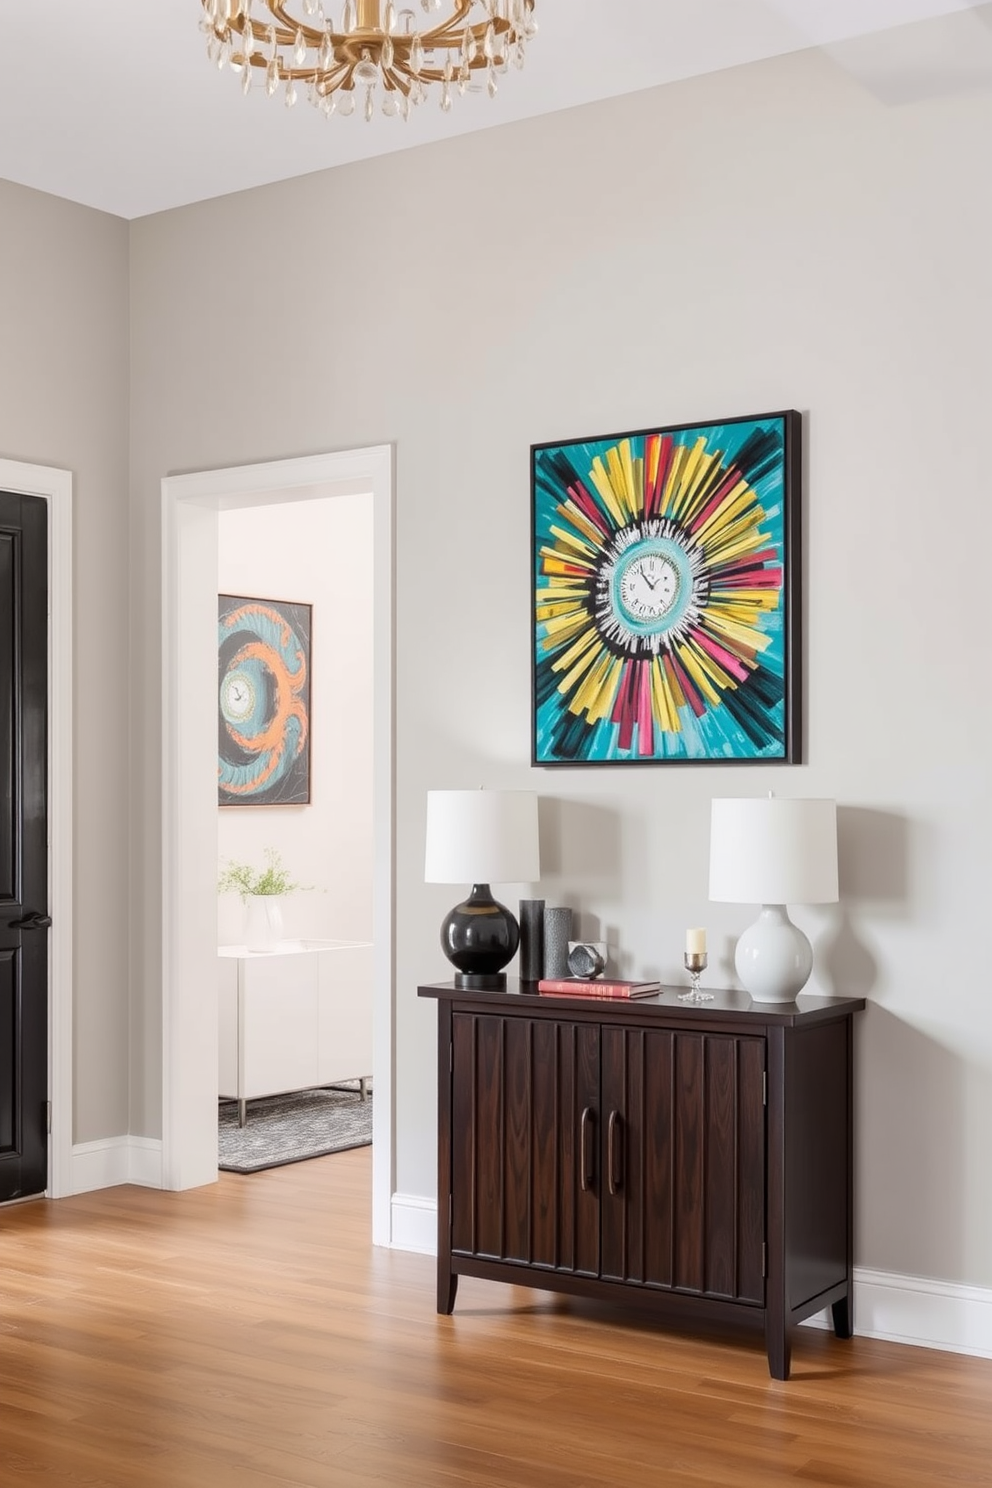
[218,595,311,805]
[532,412,801,765]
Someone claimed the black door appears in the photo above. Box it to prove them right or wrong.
[0,490,49,1202]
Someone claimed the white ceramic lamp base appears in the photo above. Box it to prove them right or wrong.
[734,904,813,1004]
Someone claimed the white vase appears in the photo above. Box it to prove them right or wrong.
[243,895,284,953]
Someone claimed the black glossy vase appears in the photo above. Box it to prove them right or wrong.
[441,883,520,989]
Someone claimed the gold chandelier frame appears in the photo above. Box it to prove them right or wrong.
[201,0,538,118]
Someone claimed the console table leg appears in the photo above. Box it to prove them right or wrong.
[766,1324,792,1381]
[831,1293,854,1340]
[238,1097,247,1129]
[437,1267,458,1315]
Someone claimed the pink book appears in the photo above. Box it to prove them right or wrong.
[537,979,661,1000]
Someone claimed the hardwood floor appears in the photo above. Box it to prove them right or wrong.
[2,1150,991,1487]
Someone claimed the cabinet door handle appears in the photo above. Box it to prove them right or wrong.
[580,1106,595,1192]
[607,1109,623,1196]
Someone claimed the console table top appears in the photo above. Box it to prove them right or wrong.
[418,977,865,1027]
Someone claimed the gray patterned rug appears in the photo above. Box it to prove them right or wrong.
[218,1086,372,1174]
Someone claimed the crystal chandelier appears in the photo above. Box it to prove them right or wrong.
[201,1,538,121]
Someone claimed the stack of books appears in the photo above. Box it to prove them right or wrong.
[537,978,661,1000]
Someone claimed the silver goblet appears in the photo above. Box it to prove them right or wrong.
[679,951,714,1003]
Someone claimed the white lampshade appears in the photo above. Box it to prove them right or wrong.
[425,789,540,886]
[709,797,838,906]
[708,797,838,1003]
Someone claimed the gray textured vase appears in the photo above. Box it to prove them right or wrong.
[518,899,545,982]
[543,906,573,979]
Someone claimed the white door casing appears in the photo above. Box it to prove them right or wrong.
[161,447,394,1242]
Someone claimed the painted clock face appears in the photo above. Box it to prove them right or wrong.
[220,670,255,724]
[595,530,698,655]
[617,552,680,624]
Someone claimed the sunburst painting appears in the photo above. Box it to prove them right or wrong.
[532,412,801,765]
[218,595,312,806]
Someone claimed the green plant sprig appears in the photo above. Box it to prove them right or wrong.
[217,848,307,899]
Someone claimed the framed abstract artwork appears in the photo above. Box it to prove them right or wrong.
[218,594,312,806]
[532,411,801,765]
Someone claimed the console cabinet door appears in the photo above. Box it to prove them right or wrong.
[600,1026,766,1304]
[450,1011,600,1277]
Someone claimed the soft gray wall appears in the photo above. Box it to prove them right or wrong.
[127,43,991,1285]
[0,179,130,1144]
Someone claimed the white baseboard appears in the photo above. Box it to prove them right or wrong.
[71,1136,163,1194]
[388,1197,992,1362]
[842,1266,992,1360]
[389,1192,438,1254]
[125,1137,164,1188]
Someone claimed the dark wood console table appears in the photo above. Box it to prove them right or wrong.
[419,979,864,1380]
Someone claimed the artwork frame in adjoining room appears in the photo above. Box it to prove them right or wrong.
[218,593,312,806]
[531,410,802,766]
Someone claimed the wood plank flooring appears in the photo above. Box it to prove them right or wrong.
[2,1149,991,1487]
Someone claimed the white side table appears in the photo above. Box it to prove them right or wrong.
[218,939,372,1127]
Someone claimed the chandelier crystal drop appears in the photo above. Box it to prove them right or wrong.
[200,0,537,121]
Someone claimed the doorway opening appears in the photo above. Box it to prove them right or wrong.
[161,447,393,1243]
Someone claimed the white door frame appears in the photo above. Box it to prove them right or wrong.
[161,446,394,1243]
[0,458,73,1200]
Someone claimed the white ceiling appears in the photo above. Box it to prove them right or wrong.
[0,0,990,220]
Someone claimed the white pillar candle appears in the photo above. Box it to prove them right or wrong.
[686,927,706,955]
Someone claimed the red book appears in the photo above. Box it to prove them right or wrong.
[537,979,661,1000]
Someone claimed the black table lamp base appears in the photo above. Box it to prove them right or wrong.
[441,883,519,989]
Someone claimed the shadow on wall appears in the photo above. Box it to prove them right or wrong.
[537,796,623,885]
[856,1003,968,1281]
[820,806,968,1280]
[820,805,913,1000]
[535,795,626,970]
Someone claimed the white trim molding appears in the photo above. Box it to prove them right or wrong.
[160,447,395,1242]
[0,458,73,1200]
[71,1137,163,1195]
[390,1193,439,1256]
[848,1266,992,1360]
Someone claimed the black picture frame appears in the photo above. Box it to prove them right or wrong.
[531,410,802,766]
